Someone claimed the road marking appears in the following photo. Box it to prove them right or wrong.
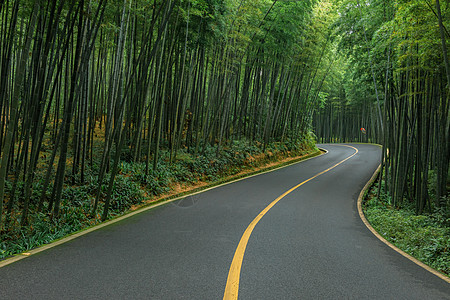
[0,149,323,269]
[223,145,358,300]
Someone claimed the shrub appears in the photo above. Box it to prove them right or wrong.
[364,187,449,275]
[108,175,144,211]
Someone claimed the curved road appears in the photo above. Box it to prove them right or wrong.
[0,144,448,299]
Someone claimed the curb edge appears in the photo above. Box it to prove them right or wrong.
[357,163,450,284]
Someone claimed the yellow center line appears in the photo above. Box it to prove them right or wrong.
[223,145,359,300]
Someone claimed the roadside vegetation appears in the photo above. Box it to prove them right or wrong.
[0,0,332,258]
[0,131,317,259]
[364,179,449,276]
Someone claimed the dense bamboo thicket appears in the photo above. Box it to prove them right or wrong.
[314,0,449,214]
[1,0,447,249]
[0,0,339,232]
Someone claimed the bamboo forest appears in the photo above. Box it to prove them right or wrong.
[0,0,448,272]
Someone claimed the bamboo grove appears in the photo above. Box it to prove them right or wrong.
[0,0,339,231]
[314,0,449,214]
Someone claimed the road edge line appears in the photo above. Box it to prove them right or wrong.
[0,148,325,269]
[357,163,450,284]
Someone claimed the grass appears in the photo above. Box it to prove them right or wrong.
[363,185,449,276]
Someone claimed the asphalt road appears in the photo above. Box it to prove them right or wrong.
[0,144,449,299]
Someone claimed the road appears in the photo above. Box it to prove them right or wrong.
[0,144,448,299]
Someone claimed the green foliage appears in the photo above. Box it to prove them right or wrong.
[0,136,318,259]
[122,138,316,194]
[0,172,145,259]
[108,175,144,211]
[0,206,94,259]
[365,189,450,275]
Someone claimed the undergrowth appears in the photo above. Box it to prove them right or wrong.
[363,183,449,276]
[1,137,318,260]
